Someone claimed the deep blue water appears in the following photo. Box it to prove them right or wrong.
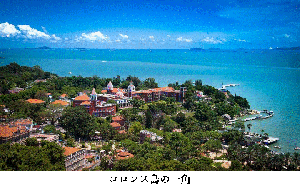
[1,48,300,153]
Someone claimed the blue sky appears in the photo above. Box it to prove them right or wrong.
[0,0,299,49]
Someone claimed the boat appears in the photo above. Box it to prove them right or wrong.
[294,147,300,150]
[68,72,72,74]
[274,146,281,149]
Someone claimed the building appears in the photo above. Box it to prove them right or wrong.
[131,86,186,103]
[110,122,121,130]
[29,133,59,142]
[63,147,86,171]
[26,99,45,104]
[0,118,33,144]
[73,92,117,118]
[140,130,163,144]
[51,100,69,106]
[8,87,24,94]
[0,125,30,144]
[115,149,134,160]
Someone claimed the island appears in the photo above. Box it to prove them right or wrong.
[0,62,298,171]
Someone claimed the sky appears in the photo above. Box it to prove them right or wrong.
[0,0,299,49]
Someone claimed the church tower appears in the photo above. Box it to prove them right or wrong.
[107,81,114,94]
[127,81,135,97]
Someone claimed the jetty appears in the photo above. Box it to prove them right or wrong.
[244,132,279,145]
[242,110,274,122]
[218,83,240,91]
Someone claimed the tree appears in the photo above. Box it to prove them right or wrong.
[25,137,39,146]
[233,119,245,131]
[0,142,65,171]
[203,139,222,153]
[59,106,96,140]
[44,104,65,125]
[128,121,143,135]
[143,78,158,89]
[145,108,153,129]
[96,121,117,141]
[163,117,178,132]
[247,123,252,132]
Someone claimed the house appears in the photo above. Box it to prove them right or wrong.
[0,125,30,144]
[26,99,45,104]
[140,130,163,144]
[63,147,86,171]
[112,116,125,127]
[0,118,33,144]
[115,149,134,160]
[110,122,121,130]
[8,87,24,94]
[51,100,69,106]
[29,133,59,142]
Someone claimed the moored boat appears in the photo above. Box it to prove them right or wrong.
[294,147,300,150]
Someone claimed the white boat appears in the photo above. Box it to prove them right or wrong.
[274,146,281,149]
[295,147,300,150]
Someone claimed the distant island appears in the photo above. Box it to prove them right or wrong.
[190,48,221,52]
[35,46,51,49]
[275,46,300,50]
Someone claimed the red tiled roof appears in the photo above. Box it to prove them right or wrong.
[80,101,91,105]
[74,94,90,101]
[63,147,80,156]
[101,90,107,93]
[60,94,67,98]
[153,87,175,92]
[112,116,124,121]
[26,99,45,104]
[51,100,68,106]
[110,122,121,128]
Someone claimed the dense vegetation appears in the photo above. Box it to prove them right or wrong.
[0,139,65,171]
[2,63,299,171]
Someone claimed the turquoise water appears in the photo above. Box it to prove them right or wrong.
[1,48,300,153]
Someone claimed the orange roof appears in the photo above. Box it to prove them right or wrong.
[26,99,45,104]
[116,151,134,160]
[74,94,90,101]
[80,101,91,105]
[112,116,124,121]
[51,100,68,106]
[153,87,175,92]
[135,90,152,94]
[0,125,18,138]
[118,130,127,134]
[110,122,121,128]
[63,147,80,156]
[60,94,67,98]
[101,90,107,93]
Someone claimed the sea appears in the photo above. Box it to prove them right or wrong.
[1,48,300,153]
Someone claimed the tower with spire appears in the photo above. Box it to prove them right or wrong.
[127,81,135,97]
[107,81,114,94]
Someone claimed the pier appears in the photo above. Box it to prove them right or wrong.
[218,83,240,91]
[243,110,274,122]
[243,132,279,145]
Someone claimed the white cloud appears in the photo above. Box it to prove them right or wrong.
[18,25,51,39]
[149,36,155,41]
[119,34,129,39]
[176,37,193,42]
[202,37,224,44]
[1,23,62,42]
[51,34,61,41]
[234,38,247,42]
[116,39,121,42]
[167,35,171,37]
[0,22,20,37]
[80,31,109,42]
